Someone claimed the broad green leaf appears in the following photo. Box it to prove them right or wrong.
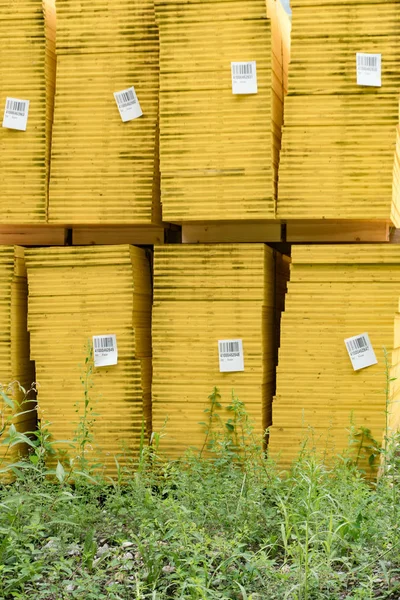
[0,391,15,412]
[56,461,65,484]
[8,423,17,438]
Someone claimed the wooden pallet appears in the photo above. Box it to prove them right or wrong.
[181,219,390,244]
[181,221,282,243]
[0,224,176,246]
[1,220,391,246]
[0,226,68,246]
[72,225,170,246]
[389,228,400,244]
[285,220,390,243]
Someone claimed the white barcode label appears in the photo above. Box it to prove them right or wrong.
[114,86,143,122]
[231,61,258,95]
[93,334,118,367]
[344,332,377,371]
[218,339,244,373]
[2,97,30,131]
[356,53,381,87]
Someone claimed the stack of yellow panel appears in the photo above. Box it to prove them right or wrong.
[25,245,152,475]
[155,0,290,223]
[269,245,400,471]
[278,0,400,225]
[49,0,160,225]
[388,304,400,438]
[275,252,291,356]
[152,244,284,458]
[0,1,55,223]
[0,247,35,473]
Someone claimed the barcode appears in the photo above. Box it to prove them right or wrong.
[115,89,136,108]
[219,341,240,355]
[357,55,378,69]
[94,337,114,350]
[232,63,253,76]
[346,336,368,354]
[6,99,27,116]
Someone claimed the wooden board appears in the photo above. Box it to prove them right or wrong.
[389,228,400,244]
[72,226,167,246]
[182,221,282,244]
[0,225,173,247]
[0,226,67,246]
[286,220,390,243]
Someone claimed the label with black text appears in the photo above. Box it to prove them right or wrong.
[356,53,381,87]
[231,61,258,94]
[344,333,377,371]
[2,97,30,131]
[93,334,118,367]
[114,86,143,122]
[218,339,244,372]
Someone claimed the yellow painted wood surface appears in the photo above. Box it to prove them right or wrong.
[152,244,288,458]
[278,1,400,225]
[0,1,55,223]
[49,0,160,225]
[25,245,152,475]
[389,304,400,436]
[0,247,35,476]
[269,244,400,471]
[155,0,290,223]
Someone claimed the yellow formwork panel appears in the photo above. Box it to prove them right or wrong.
[289,3,400,95]
[0,247,36,476]
[389,305,400,436]
[25,245,152,475]
[55,0,157,54]
[152,244,285,458]
[155,0,290,223]
[277,1,400,225]
[0,1,55,223]
[269,244,400,472]
[48,0,160,225]
[291,0,399,8]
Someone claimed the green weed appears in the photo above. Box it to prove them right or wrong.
[0,381,400,599]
